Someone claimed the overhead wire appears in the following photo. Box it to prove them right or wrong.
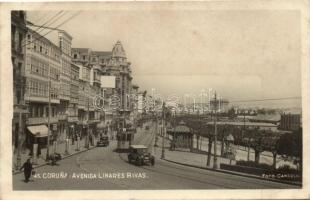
[23,10,82,48]
[36,11,68,35]
[32,11,64,34]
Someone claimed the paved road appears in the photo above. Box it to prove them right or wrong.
[13,122,298,190]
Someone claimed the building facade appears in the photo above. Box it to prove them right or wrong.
[24,28,62,149]
[279,113,301,131]
[68,63,79,137]
[72,41,135,148]
[12,11,28,168]
[57,30,73,141]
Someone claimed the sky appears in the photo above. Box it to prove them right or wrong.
[27,9,301,108]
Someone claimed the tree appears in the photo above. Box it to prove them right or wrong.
[250,129,265,164]
[261,132,280,169]
[198,124,214,167]
[227,107,236,119]
[243,128,256,161]
[185,119,202,150]
[218,125,229,156]
[277,129,302,172]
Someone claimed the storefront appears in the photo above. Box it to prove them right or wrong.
[26,125,49,156]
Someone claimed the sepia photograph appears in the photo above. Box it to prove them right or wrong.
[1,1,310,199]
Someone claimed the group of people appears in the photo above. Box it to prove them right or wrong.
[70,130,96,146]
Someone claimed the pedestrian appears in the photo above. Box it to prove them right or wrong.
[20,158,33,183]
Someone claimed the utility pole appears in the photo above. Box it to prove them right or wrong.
[85,91,90,149]
[16,111,22,169]
[161,102,166,159]
[46,61,51,161]
[213,91,218,169]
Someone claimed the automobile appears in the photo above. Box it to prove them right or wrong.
[97,135,109,147]
[127,145,155,166]
[49,153,62,165]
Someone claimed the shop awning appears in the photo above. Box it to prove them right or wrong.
[97,122,107,130]
[27,125,48,137]
[125,119,132,125]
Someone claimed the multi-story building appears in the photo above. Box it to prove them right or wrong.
[130,84,139,123]
[67,63,79,137]
[72,48,94,136]
[24,28,62,147]
[279,113,301,131]
[11,11,28,168]
[72,41,135,148]
[57,30,73,141]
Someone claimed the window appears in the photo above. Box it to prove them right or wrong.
[40,46,42,53]
[40,105,44,117]
[29,106,33,117]
[83,55,86,60]
[18,33,23,51]
[73,54,77,59]
[11,25,16,48]
[19,11,25,20]
[33,106,38,117]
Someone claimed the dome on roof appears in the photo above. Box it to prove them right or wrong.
[112,40,126,58]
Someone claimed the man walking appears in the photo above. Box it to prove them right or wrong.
[20,158,33,183]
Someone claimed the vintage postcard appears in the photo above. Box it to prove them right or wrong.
[0,1,309,200]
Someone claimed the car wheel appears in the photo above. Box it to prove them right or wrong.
[128,156,131,163]
[136,158,142,166]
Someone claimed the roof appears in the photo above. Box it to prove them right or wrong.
[130,145,147,149]
[167,125,191,133]
[248,114,281,121]
[27,28,60,50]
[206,121,277,127]
[91,51,112,56]
[58,30,73,40]
[72,48,91,53]
[112,40,126,58]
[132,84,139,89]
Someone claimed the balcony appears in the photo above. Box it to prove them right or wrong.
[88,119,101,124]
[27,116,59,125]
[26,95,60,104]
[78,105,86,110]
[59,94,70,101]
[58,114,68,121]
[68,116,78,123]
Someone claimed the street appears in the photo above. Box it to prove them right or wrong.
[13,123,298,190]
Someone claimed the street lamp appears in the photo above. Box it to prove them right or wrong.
[16,107,29,170]
[161,102,166,159]
[212,91,218,169]
[46,63,51,161]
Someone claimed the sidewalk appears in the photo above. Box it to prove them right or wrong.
[12,136,98,174]
[153,136,301,186]
[153,136,235,167]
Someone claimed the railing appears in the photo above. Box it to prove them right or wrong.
[68,116,78,122]
[27,117,59,125]
[58,114,68,121]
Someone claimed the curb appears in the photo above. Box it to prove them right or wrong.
[161,158,302,187]
[13,146,96,175]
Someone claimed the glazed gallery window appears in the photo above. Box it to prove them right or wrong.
[29,104,45,118]
[30,58,48,77]
[27,79,48,97]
